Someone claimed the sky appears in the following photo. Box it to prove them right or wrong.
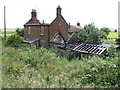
[0,0,119,29]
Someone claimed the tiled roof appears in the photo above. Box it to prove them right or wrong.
[68,25,84,32]
[25,19,41,25]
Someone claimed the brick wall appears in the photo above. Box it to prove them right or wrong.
[50,16,68,41]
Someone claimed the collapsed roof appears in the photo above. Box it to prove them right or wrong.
[50,32,107,55]
[66,43,107,55]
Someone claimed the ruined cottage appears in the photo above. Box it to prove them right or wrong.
[23,6,107,55]
[23,6,68,48]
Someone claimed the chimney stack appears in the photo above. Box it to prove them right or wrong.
[57,5,61,16]
[77,22,80,26]
[31,9,37,24]
[69,22,71,28]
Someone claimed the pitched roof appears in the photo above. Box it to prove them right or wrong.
[24,19,41,25]
[67,33,78,43]
[51,15,68,26]
[68,25,84,32]
[50,32,65,45]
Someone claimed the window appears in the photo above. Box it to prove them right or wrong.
[28,27,31,34]
[40,27,44,35]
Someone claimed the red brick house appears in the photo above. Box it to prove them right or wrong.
[24,6,68,48]
[23,6,107,55]
[50,5,69,41]
[23,9,50,48]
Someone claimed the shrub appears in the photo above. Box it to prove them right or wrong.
[100,27,111,35]
[5,34,24,48]
[103,46,118,59]
[16,28,24,37]
[114,29,117,32]
[116,38,120,45]
[81,58,118,88]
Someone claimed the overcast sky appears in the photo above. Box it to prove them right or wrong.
[0,0,119,29]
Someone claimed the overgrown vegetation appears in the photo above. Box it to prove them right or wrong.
[77,23,102,44]
[16,28,24,37]
[2,43,119,88]
[2,35,119,88]
[76,23,118,44]
[100,27,111,35]
[1,25,119,88]
[5,34,24,48]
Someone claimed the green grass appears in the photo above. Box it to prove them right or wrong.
[102,39,116,44]
[2,44,119,88]
[0,31,15,38]
[1,30,119,88]
[108,32,118,39]
[103,32,118,44]
[0,33,14,37]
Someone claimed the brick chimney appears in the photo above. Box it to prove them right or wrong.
[31,9,37,24]
[77,22,80,26]
[57,5,61,16]
[69,22,71,28]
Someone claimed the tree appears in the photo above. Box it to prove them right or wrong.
[100,27,111,35]
[16,28,24,37]
[78,23,102,44]
[114,29,117,32]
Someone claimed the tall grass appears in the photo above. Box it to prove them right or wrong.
[2,44,119,88]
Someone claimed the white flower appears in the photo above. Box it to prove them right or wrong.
[28,86,31,88]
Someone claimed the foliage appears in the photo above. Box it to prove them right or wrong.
[116,38,120,50]
[2,44,119,88]
[81,57,118,88]
[114,29,117,32]
[103,46,119,60]
[5,34,24,48]
[116,38,120,45]
[108,32,118,39]
[100,27,111,35]
[100,30,107,39]
[102,32,118,44]
[78,23,102,44]
[16,28,24,37]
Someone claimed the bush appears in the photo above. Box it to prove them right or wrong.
[81,58,118,88]
[5,34,24,48]
[2,45,119,88]
[102,46,118,59]
[114,29,117,32]
[116,38,120,45]
[100,27,111,35]
[16,28,24,37]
